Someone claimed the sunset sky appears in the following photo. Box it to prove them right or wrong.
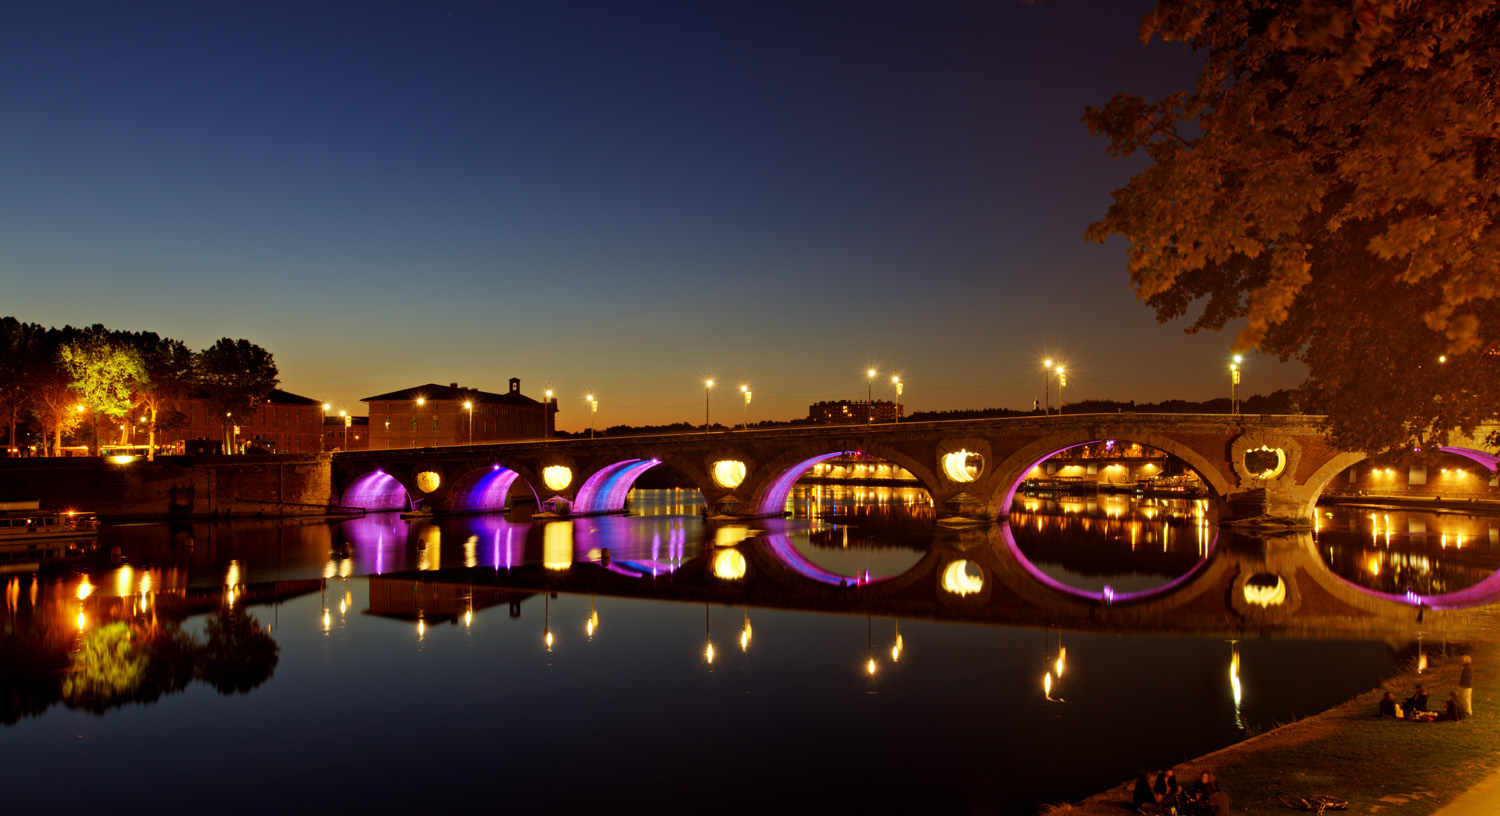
[1,1,1306,430]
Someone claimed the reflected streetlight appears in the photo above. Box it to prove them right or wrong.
[865,614,877,675]
[544,593,554,652]
[704,602,714,665]
[586,595,598,639]
[740,607,752,652]
[463,401,473,445]
[704,378,714,434]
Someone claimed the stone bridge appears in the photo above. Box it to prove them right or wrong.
[333,413,1431,522]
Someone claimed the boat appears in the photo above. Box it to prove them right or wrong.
[0,501,99,572]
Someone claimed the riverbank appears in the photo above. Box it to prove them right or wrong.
[1049,644,1500,816]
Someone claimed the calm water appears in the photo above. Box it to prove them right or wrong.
[3,488,1482,815]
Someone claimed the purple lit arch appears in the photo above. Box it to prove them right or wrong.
[341,471,411,511]
[573,459,662,515]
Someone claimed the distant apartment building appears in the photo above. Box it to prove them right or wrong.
[146,389,324,455]
[323,414,370,452]
[808,399,903,424]
[363,379,556,448]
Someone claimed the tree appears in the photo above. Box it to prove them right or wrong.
[0,318,48,454]
[196,338,278,453]
[127,332,195,461]
[58,326,146,455]
[1084,0,1500,452]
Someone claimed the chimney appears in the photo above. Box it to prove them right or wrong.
[450,382,458,388]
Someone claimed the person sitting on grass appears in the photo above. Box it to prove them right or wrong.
[1446,690,1466,722]
[1133,769,1160,813]
[1379,691,1398,717]
[1404,684,1429,713]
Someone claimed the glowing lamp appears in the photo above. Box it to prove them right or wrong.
[712,459,747,488]
[942,450,981,483]
[543,465,572,490]
[416,471,441,493]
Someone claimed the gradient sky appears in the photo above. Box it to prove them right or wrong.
[1,1,1305,430]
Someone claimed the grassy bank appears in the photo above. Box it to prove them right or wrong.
[1050,644,1500,816]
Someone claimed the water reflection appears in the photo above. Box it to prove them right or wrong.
[1315,506,1500,597]
[1008,495,1214,594]
[2,492,1481,815]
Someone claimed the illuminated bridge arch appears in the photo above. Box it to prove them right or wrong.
[573,458,663,515]
[988,430,1234,518]
[443,465,537,514]
[341,470,413,512]
[747,443,939,518]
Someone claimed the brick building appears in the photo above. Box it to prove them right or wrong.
[363,379,556,449]
[151,389,325,455]
[323,414,370,452]
[808,399,903,424]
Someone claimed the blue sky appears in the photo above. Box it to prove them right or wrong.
[1,1,1305,429]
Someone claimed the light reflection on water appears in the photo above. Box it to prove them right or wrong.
[1314,505,1500,596]
[0,489,1451,814]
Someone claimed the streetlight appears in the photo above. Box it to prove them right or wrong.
[705,378,714,434]
[1042,359,1054,415]
[415,397,424,448]
[1056,367,1067,415]
[740,384,751,431]
[321,403,330,452]
[340,410,349,450]
[866,368,876,425]
[464,401,473,445]
[892,375,903,423]
[544,386,553,441]
[586,394,597,439]
[1230,354,1243,415]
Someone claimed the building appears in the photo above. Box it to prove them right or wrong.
[323,414,369,452]
[808,399,903,424]
[362,379,556,449]
[150,389,325,455]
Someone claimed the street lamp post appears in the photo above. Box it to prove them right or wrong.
[544,387,553,441]
[340,410,349,450]
[321,403,330,452]
[587,394,597,439]
[1057,368,1067,415]
[415,397,424,448]
[867,369,876,424]
[892,375,903,423]
[1043,359,1053,416]
[741,384,751,430]
[464,401,473,445]
[705,378,714,434]
[1230,355,1243,415]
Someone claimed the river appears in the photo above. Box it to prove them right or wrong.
[3,488,1493,814]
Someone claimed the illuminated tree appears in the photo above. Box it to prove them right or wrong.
[58,326,146,455]
[196,338,278,454]
[1085,0,1500,451]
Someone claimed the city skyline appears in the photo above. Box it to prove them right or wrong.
[1,1,1307,430]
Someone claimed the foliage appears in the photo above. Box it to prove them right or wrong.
[1085,0,1500,452]
[58,326,146,423]
[196,338,279,431]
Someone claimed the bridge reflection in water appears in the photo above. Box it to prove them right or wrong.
[338,495,1500,645]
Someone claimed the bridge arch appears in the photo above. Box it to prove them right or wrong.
[442,464,537,514]
[573,458,664,515]
[340,469,413,512]
[986,429,1234,519]
[745,441,941,517]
